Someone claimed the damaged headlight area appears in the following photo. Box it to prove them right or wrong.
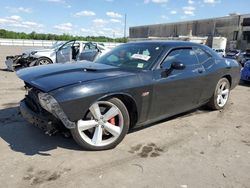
[30,51,37,55]
[38,92,76,129]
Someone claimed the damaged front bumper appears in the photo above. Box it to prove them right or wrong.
[5,55,22,71]
[5,55,37,71]
[20,100,61,135]
[37,92,76,129]
[20,90,76,135]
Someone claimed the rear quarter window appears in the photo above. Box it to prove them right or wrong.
[193,47,211,64]
[194,47,214,69]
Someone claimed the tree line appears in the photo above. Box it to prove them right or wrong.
[0,29,127,43]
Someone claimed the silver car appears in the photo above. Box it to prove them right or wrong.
[5,40,111,71]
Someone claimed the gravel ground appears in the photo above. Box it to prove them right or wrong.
[0,46,250,188]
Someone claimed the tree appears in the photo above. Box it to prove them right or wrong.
[0,29,127,43]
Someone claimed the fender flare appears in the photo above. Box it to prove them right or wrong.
[81,92,139,127]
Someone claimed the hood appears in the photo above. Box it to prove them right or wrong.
[23,48,55,55]
[16,62,132,92]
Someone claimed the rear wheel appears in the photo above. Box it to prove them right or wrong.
[70,98,130,150]
[207,78,230,110]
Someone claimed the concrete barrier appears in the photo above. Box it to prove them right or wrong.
[0,38,123,48]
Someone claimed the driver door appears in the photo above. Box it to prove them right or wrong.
[56,40,75,63]
[149,47,204,120]
[78,42,100,61]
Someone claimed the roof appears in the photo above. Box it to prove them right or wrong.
[126,40,203,47]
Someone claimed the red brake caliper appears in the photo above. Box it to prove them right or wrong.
[109,117,116,125]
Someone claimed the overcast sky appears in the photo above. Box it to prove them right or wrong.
[0,0,249,38]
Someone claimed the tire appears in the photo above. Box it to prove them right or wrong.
[70,98,130,150]
[207,78,230,110]
[36,57,52,66]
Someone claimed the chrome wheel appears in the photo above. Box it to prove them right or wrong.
[38,58,51,65]
[76,101,124,147]
[216,80,230,107]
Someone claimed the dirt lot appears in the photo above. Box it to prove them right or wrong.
[0,46,250,188]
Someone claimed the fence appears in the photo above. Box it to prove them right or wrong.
[0,38,122,48]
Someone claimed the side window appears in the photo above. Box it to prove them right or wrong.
[193,47,211,64]
[84,43,97,50]
[60,41,74,50]
[162,48,198,69]
[194,47,214,69]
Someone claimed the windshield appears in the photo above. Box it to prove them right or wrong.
[50,41,64,49]
[228,50,239,54]
[95,43,165,70]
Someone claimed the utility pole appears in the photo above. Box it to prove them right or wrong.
[124,14,127,43]
[113,32,116,44]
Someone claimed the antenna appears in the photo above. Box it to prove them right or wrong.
[124,14,127,42]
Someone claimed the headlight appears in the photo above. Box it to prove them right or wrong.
[38,93,57,113]
[38,92,76,129]
[22,53,28,58]
[31,51,37,55]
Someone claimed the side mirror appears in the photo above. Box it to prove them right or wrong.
[171,62,185,70]
[161,62,185,78]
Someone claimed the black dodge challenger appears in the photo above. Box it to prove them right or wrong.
[17,41,240,150]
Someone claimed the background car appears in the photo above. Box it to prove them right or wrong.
[17,41,240,151]
[78,42,110,62]
[225,49,242,61]
[240,49,250,67]
[241,60,250,82]
[5,40,111,71]
[213,48,226,57]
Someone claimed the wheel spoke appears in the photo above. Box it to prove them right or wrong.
[221,82,226,90]
[92,126,103,145]
[103,106,119,121]
[104,122,121,137]
[89,103,102,120]
[217,95,221,104]
[77,120,97,131]
[221,89,229,95]
[221,97,225,106]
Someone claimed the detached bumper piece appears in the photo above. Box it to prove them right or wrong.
[38,92,76,129]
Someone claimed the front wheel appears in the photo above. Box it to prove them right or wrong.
[36,57,52,66]
[207,78,230,110]
[70,98,130,150]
